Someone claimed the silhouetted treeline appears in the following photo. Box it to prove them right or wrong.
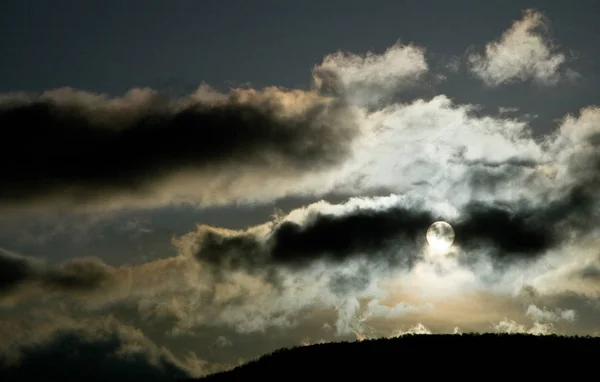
[187,333,600,381]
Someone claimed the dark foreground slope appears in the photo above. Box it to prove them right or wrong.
[190,334,600,381]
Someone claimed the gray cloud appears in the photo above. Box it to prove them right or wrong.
[0,249,39,293]
[42,257,116,292]
[525,304,576,323]
[0,249,116,300]
[2,331,187,381]
[0,86,357,213]
[0,313,213,379]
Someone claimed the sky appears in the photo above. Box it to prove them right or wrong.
[2,0,600,379]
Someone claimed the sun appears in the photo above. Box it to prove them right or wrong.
[426,221,455,252]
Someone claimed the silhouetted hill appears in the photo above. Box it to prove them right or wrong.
[188,334,600,381]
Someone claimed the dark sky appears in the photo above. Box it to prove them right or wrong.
[1,0,599,95]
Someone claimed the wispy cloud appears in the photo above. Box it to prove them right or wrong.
[468,9,571,86]
[313,43,428,105]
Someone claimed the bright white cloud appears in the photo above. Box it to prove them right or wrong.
[468,9,568,86]
[313,43,428,106]
[336,95,550,208]
[493,319,555,335]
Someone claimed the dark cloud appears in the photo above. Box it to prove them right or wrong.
[461,157,541,169]
[269,208,433,267]
[198,230,268,271]
[42,257,115,291]
[194,206,435,273]
[0,250,115,296]
[0,249,37,293]
[192,198,572,275]
[451,202,558,260]
[0,87,355,210]
[0,329,189,381]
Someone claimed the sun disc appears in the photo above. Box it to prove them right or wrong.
[426,221,455,252]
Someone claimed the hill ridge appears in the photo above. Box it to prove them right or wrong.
[188,333,600,381]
